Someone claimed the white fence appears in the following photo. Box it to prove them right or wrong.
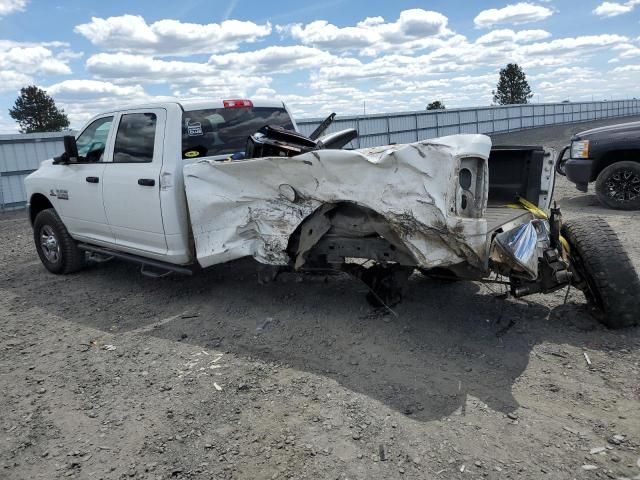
[297,100,640,149]
[1,100,639,211]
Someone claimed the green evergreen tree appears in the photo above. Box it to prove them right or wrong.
[9,85,70,133]
[426,101,446,110]
[492,64,533,105]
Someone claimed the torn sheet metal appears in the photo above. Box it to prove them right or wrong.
[183,134,492,270]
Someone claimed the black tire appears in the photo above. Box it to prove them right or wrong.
[562,217,640,329]
[595,161,640,210]
[33,208,85,274]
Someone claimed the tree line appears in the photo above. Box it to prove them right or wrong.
[8,63,533,132]
[427,63,532,111]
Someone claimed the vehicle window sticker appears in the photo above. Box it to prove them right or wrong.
[187,121,203,136]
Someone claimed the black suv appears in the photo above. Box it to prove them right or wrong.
[557,121,640,210]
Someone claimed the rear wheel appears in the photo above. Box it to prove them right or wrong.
[562,217,639,328]
[595,161,640,210]
[33,208,85,274]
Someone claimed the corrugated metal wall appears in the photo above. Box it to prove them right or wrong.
[297,100,640,150]
[1,99,639,211]
[0,132,67,211]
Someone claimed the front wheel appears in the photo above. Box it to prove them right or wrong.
[33,208,85,274]
[595,161,640,210]
[562,217,639,328]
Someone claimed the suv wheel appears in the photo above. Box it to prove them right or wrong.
[33,208,85,274]
[562,217,639,329]
[595,161,640,210]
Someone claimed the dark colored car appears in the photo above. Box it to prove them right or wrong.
[557,121,640,210]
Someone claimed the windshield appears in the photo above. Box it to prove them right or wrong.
[181,107,294,159]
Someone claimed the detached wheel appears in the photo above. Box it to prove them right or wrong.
[33,208,85,274]
[562,217,640,328]
[595,161,640,210]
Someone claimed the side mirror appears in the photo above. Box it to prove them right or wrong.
[63,135,79,161]
[53,135,79,165]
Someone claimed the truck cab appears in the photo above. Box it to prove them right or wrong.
[25,100,296,265]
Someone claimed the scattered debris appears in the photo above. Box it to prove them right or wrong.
[607,435,625,445]
[213,383,222,391]
[590,447,606,455]
[103,344,116,351]
[378,444,386,462]
[459,464,465,472]
[583,352,592,366]
[581,464,598,471]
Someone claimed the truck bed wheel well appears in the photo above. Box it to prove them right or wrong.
[29,193,54,226]
[593,149,640,181]
[287,202,416,269]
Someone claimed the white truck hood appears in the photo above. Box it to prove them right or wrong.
[183,134,492,269]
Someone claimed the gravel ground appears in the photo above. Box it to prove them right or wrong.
[1,117,639,480]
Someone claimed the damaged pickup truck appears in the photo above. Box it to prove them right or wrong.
[25,100,640,329]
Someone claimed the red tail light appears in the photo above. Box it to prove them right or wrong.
[223,99,253,108]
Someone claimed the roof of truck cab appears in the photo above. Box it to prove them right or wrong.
[106,99,286,112]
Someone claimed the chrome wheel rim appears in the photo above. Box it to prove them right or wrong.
[40,225,61,263]
[605,169,640,202]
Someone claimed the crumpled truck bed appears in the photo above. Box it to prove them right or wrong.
[183,134,492,270]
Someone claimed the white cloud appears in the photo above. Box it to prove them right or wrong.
[84,52,273,100]
[474,3,553,28]
[0,70,32,92]
[0,45,72,75]
[208,45,360,74]
[0,112,19,133]
[0,0,27,17]
[46,79,161,127]
[74,15,272,56]
[475,29,551,44]
[593,0,640,17]
[87,53,214,80]
[47,79,146,101]
[279,9,452,54]
[612,64,640,72]
[519,34,627,56]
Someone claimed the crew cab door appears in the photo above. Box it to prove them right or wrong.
[102,109,167,254]
[53,115,115,244]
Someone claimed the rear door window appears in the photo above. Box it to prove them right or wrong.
[113,113,157,163]
[182,107,294,159]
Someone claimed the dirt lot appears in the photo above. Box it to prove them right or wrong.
[1,117,639,480]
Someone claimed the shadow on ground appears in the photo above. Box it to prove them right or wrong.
[7,256,627,423]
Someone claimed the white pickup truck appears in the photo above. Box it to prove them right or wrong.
[25,99,639,328]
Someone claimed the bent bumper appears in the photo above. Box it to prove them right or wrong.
[564,159,594,192]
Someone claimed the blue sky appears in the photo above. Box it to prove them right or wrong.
[0,0,639,132]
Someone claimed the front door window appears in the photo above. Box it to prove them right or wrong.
[75,116,113,163]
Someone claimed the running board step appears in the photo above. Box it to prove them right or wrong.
[78,244,195,276]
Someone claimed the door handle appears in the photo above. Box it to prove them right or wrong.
[138,178,155,187]
[86,176,99,183]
